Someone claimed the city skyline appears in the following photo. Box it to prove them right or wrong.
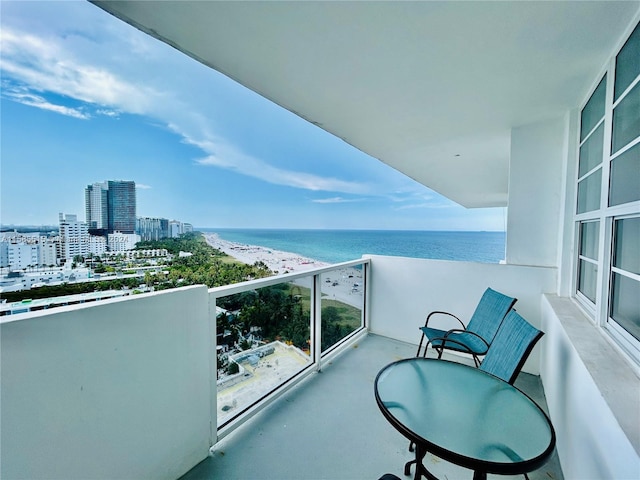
[1,1,506,231]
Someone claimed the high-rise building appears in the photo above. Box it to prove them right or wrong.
[136,217,169,242]
[85,182,108,231]
[107,181,136,234]
[58,213,89,262]
[85,180,137,235]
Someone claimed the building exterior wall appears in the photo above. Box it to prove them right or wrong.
[506,116,568,269]
[38,241,58,267]
[7,243,39,270]
[59,213,89,261]
[107,232,140,252]
[107,181,136,234]
[136,217,169,241]
[169,220,182,238]
[0,242,8,267]
[85,182,108,230]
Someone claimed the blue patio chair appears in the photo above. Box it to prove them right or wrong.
[416,287,517,366]
[479,309,544,385]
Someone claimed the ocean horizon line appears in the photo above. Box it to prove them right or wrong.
[197,227,506,233]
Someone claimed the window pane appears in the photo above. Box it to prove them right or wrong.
[579,221,599,260]
[612,81,640,154]
[320,265,364,353]
[579,123,604,177]
[576,168,602,214]
[580,75,606,142]
[614,217,640,275]
[614,22,640,102]
[216,280,313,427]
[578,259,598,303]
[610,273,640,341]
[609,142,640,206]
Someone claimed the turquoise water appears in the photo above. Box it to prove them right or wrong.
[200,229,506,264]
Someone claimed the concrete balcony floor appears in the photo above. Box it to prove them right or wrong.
[182,334,563,480]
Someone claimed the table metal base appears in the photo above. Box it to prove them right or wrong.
[403,443,440,480]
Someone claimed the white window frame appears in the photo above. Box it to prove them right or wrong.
[573,19,640,363]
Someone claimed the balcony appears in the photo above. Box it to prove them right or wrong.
[183,333,562,480]
[1,255,637,479]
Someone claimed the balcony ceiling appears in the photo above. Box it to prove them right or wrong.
[92,1,638,208]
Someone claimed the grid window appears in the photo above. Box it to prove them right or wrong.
[575,20,640,361]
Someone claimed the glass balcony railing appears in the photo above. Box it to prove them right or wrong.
[211,259,368,429]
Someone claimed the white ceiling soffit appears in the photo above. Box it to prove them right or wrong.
[92,1,639,208]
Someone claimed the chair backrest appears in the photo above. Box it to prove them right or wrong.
[479,309,544,384]
[466,288,517,344]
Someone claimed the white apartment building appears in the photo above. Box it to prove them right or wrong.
[7,243,38,271]
[107,232,140,252]
[58,213,89,262]
[38,240,58,267]
[88,235,107,257]
[168,220,182,238]
[0,241,8,268]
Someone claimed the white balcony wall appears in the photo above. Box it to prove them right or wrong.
[366,255,556,375]
[1,286,212,480]
[541,295,640,480]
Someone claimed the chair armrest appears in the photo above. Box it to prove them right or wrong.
[441,329,490,351]
[425,311,466,329]
[426,336,475,355]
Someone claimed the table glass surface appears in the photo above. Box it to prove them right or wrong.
[375,358,553,468]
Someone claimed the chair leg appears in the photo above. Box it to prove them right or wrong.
[416,334,425,357]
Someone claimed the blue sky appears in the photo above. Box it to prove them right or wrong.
[1,1,506,231]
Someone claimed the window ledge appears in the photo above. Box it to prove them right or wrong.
[544,294,640,455]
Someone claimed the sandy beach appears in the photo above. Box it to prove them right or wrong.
[204,233,329,273]
[204,233,364,308]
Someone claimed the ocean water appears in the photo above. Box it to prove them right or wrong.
[201,229,506,264]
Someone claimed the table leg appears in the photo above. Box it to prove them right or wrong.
[472,470,487,480]
[406,443,439,480]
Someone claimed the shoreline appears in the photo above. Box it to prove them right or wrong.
[204,233,330,274]
[204,233,364,308]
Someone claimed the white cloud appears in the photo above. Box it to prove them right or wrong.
[0,18,373,195]
[0,27,158,115]
[312,197,363,204]
[136,184,152,190]
[2,87,90,119]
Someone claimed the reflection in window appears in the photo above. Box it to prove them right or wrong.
[579,221,600,260]
[611,82,640,154]
[614,22,640,102]
[613,217,640,275]
[609,143,640,206]
[579,123,604,178]
[610,272,640,341]
[576,169,602,214]
[578,260,598,303]
[580,76,607,142]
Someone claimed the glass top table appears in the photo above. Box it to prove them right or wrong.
[374,358,555,480]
